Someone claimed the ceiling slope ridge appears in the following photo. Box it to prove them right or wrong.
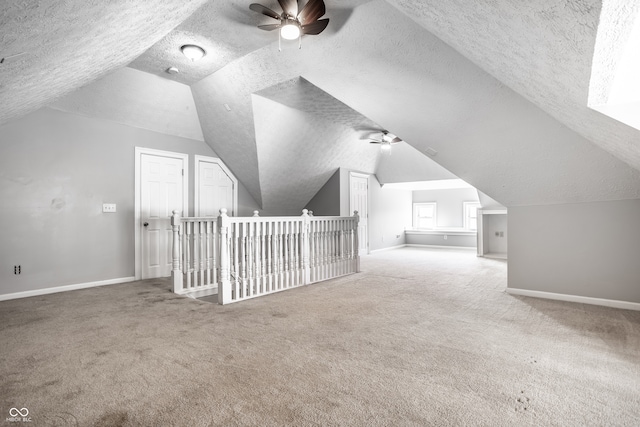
[252,78,381,214]
[384,0,640,173]
[289,76,464,187]
[302,0,640,206]
[48,67,205,142]
[0,0,209,126]
[193,0,640,212]
[252,75,458,210]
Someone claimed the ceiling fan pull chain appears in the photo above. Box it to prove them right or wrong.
[278,30,282,52]
[298,33,301,49]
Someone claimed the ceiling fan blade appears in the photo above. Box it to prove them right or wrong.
[250,3,281,20]
[258,23,282,31]
[301,18,329,35]
[389,137,402,143]
[278,0,298,17]
[297,0,326,25]
[369,140,382,144]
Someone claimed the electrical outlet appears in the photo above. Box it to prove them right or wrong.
[102,203,117,213]
[495,231,500,237]
[14,265,21,275]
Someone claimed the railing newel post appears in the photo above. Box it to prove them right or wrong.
[301,209,311,285]
[353,210,360,273]
[171,210,183,293]
[174,209,359,304]
[218,208,232,304]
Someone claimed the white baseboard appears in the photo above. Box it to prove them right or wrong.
[0,276,136,302]
[369,244,407,254]
[405,244,476,251]
[506,288,640,311]
[178,284,218,299]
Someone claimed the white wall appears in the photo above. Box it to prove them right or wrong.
[369,176,412,252]
[406,233,476,248]
[483,214,508,255]
[304,169,341,216]
[333,168,412,252]
[508,199,640,304]
[237,182,261,217]
[412,188,479,228]
[0,108,220,297]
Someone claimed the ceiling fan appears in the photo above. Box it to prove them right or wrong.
[250,0,330,50]
[367,130,402,152]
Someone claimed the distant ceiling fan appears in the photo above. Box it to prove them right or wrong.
[250,0,330,50]
[367,130,402,152]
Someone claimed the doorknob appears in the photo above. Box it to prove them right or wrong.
[143,222,149,227]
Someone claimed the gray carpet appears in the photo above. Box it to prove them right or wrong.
[1,247,639,426]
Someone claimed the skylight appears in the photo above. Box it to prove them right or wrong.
[589,8,640,131]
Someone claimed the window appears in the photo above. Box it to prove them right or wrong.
[463,202,481,231]
[413,203,437,229]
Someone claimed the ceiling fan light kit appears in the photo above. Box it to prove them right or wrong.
[367,130,402,154]
[250,0,329,51]
[280,20,301,40]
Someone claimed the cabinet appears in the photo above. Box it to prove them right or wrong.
[477,209,507,259]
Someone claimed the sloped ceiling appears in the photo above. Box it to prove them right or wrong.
[386,0,640,169]
[48,67,204,141]
[191,0,640,208]
[253,77,380,214]
[0,0,208,124]
[2,0,640,212]
[376,143,457,185]
[127,0,273,85]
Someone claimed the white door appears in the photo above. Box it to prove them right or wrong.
[195,156,237,217]
[137,149,188,279]
[349,172,369,255]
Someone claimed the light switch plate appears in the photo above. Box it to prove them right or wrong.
[103,203,117,213]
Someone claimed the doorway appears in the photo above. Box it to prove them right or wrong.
[194,155,238,217]
[349,172,369,255]
[135,147,188,280]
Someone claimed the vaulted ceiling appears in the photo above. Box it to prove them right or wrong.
[2,0,639,211]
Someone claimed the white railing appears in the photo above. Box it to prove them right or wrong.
[171,209,360,304]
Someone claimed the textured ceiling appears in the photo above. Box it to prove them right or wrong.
[386,0,640,170]
[253,77,381,214]
[191,0,640,208]
[127,0,269,85]
[128,0,369,85]
[375,143,457,185]
[0,0,208,125]
[2,0,640,212]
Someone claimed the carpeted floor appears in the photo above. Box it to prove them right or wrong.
[1,247,639,426]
